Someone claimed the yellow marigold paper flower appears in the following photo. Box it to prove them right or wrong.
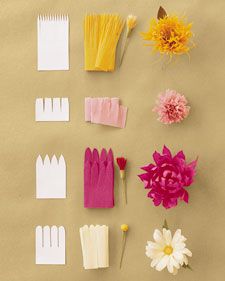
[120,224,129,268]
[141,7,194,57]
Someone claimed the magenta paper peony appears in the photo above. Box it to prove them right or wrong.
[138,146,197,209]
[153,89,190,124]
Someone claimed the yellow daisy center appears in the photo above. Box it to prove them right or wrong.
[164,245,173,255]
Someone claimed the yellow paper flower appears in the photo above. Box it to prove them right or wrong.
[141,15,194,57]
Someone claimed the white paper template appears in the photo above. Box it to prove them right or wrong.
[36,226,65,265]
[37,15,69,70]
[35,98,69,121]
[79,225,109,269]
[36,155,66,199]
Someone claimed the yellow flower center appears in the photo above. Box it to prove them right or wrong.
[164,245,173,255]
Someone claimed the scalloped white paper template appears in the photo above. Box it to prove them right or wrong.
[37,15,69,70]
[36,155,66,199]
[36,225,66,264]
[35,98,69,121]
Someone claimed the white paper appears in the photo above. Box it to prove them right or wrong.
[37,15,69,71]
[36,155,66,199]
[36,226,65,265]
[79,225,109,269]
[35,98,69,121]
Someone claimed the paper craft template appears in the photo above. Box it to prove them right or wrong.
[36,155,66,199]
[37,15,69,70]
[79,225,109,269]
[85,97,128,128]
[84,148,114,208]
[36,226,65,265]
[35,98,69,121]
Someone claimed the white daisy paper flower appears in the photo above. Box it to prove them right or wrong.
[146,228,192,275]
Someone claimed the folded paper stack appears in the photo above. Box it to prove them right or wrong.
[79,225,109,269]
[85,97,127,128]
[84,14,124,71]
[84,148,114,208]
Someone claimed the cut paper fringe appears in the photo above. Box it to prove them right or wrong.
[85,97,128,128]
[84,14,124,71]
[84,148,114,208]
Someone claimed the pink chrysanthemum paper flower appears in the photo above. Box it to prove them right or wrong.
[153,89,190,124]
[138,146,197,209]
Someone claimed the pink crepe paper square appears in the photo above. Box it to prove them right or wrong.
[85,97,127,128]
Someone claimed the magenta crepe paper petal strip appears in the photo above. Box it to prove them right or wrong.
[84,147,114,208]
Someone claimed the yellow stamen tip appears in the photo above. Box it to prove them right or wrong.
[121,224,129,232]
[164,245,173,255]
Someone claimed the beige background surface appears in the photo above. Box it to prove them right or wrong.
[0,0,225,280]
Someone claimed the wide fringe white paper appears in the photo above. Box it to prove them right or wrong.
[35,98,69,121]
[35,225,66,264]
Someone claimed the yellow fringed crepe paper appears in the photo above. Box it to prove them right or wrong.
[84,14,124,72]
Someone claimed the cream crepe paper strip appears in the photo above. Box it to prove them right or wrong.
[79,225,109,269]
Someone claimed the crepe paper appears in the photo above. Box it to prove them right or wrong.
[145,222,192,275]
[141,7,194,58]
[35,98,69,121]
[84,148,114,208]
[116,157,127,204]
[36,155,66,199]
[79,225,109,269]
[84,14,124,72]
[120,15,137,66]
[85,97,128,128]
[119,224,129,269]
[36,226,65,265]
[37,15,69,70]
[153,90,190,124]
[138,146,198,209]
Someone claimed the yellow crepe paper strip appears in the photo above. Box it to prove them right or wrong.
[84,14,124,72]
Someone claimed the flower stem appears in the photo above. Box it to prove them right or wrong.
[120,36,130,67]
[119,232,127,269]
[122,178,127,204]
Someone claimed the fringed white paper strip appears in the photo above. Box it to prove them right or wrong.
[37,15,69,70]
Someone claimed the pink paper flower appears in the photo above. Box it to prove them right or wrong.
[153,89,190,124]
[138,146,197,209]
